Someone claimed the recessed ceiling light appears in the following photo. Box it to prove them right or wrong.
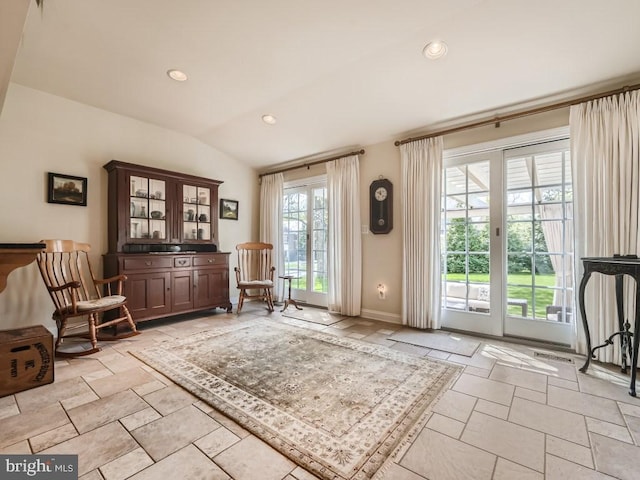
[167,69,188,82]
[422,40,448,60]
[262,114,277,125]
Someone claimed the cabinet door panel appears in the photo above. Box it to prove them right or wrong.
[194,268,228,308]
[172,271,194,312]
[124,272,171,320]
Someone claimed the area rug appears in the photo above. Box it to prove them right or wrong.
[131,318,461,480]
[388,329,480,357]
[282,307,346,326]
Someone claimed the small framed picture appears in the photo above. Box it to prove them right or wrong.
[220,198,239,220]
[47,172,88,206]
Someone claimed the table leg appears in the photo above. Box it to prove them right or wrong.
[579,271,593,373]
[287,277,302,311]
[280,299,290,312]
[280,277,303,312]
[616,274,630,373]
[280,278,291,312]
[629,284,640,396]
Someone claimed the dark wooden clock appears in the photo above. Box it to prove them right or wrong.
[369,178,393,234]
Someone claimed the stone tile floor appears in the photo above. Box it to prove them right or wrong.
[2,302,640,479]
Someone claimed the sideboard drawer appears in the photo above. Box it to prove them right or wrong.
[173,257,191,268]
[193,255,226,267]
[123,256,173,271]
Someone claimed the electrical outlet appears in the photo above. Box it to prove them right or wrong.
[377,284,386,299]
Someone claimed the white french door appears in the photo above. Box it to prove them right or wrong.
[503,140,573,344]
[441,151,503,336]
[441,138,574,345]
[282,177,328,307]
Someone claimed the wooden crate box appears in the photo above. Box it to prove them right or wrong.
[0,325,54,397]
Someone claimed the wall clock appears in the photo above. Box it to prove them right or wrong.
[369,178,393,234]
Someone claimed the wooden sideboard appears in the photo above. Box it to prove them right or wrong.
[103,252,231,322]
[103,161,232,323]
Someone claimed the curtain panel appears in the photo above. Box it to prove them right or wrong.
[259,173,285,301]
[400,137,443,329]
[539,204,574,306]
[570,91,640,362]
[326,155,362,315]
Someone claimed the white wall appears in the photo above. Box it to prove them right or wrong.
[358,140,402,322]
[0,83,259,332]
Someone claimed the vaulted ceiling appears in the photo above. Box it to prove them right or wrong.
[5,0,640,169]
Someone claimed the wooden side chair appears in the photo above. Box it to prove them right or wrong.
[235,242,275,313]
[36,239,139,356]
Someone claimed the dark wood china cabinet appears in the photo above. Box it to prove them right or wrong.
[103,160,232,323]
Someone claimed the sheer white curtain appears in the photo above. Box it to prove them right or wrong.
[539,204,574,306]
[571,91,640,362]
[260,173,284,301]
[326,155,362,315]
[400,137,443,329]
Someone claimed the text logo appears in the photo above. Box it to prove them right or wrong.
[1,455,78,479]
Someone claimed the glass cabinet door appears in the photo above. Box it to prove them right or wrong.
[130,175,166,240]
[182,185,211,241]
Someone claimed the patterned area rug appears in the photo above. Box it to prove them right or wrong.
[131,319,462,480]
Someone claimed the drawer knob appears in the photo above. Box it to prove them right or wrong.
[145,261,152,266]
[178,259,187,265]
[208,259,214,263]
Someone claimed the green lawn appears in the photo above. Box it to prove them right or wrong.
[445,273,559,318]
[287,274,327,293]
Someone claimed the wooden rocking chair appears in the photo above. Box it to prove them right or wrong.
[235,242,275,313]
[36,239,139,356]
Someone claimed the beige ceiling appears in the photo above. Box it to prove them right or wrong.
[6,0,640,169]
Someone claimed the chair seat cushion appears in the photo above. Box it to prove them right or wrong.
[238,280,273,288]
[76,295,127,311]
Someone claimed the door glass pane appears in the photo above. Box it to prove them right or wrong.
[505,148,573,321]
[283,191,307,289]
[507,286,529,317]
[311,187,328,293]
[442,161,490,314]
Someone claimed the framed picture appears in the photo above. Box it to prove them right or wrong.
[220,198,239,220]
[47,172,88,206]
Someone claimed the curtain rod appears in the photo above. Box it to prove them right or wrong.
[258,149,365,178]
[394,82,640,146]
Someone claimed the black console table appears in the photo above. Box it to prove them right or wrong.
[578,256,640,396]
[0,243,46,294]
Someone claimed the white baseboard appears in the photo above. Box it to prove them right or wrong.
[360,308,402,324]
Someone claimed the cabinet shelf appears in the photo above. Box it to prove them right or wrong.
[132,196,166,201]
